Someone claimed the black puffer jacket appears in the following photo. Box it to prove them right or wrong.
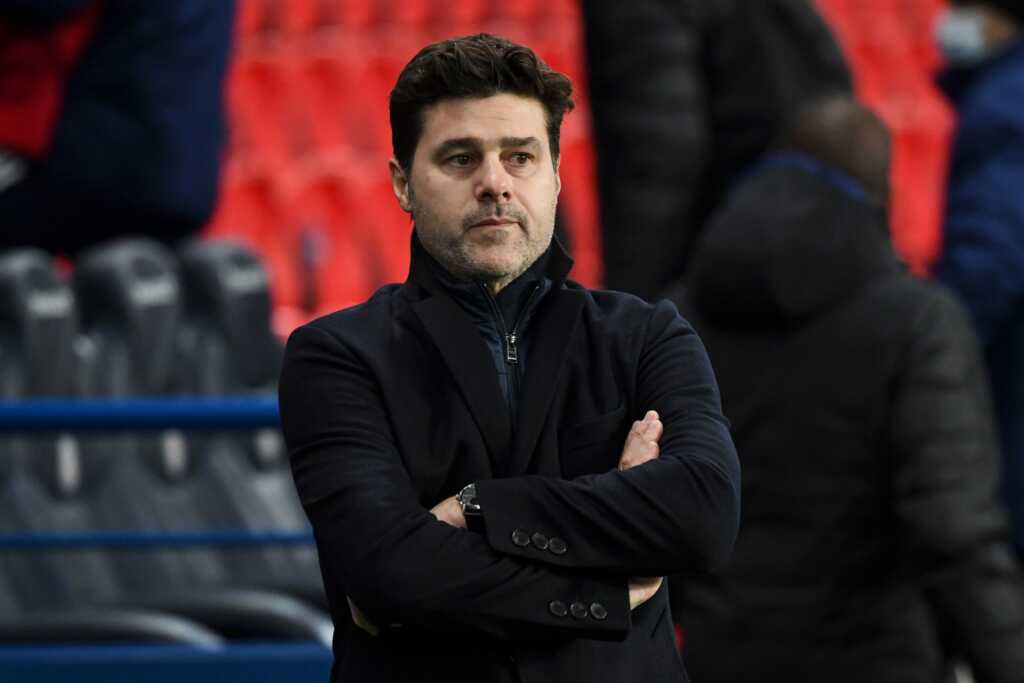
[583,0,852,300]
[672,157,1024,683]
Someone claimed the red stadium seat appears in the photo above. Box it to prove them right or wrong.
[283,162,379,313]
[334,0,378,31]
[266,0,321,34]
[204,165,303,312]
[236,0,271,38]
[438,0,487,35]
[292,52,356,154]
[487,0,542,25]
[382,0,433,29]
[228,54,310,166]
[559,125,602,288]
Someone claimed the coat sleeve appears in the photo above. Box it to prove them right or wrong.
[279,323,630,642]
[935,135,1024,345]
[890,288,1024,683]
[476,300,741,576]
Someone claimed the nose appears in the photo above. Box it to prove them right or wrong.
[474,156,512,204]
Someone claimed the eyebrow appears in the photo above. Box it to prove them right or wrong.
[431,136,542,159]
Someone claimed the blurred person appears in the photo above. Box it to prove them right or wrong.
[671,96,1024,683]
[582,0,852,301]
[933,0,1024,559]
[278,33,741,682]
[0,1,235,255]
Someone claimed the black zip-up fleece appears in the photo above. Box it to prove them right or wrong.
[419,236,554,428]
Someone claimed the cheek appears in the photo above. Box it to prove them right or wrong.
[416,176,469,218]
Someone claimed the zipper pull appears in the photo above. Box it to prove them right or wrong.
[505,333,519,364]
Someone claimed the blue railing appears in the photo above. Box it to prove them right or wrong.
[0,396,281,432]
[0,395,331,681]
[0,530,314,550]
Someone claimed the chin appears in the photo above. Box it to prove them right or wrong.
[465,248,524,276]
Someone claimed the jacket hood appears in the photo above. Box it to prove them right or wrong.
[687,154,901,329]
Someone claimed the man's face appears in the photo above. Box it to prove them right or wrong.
[389,94,561,291]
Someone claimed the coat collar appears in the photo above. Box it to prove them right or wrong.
[403,231,584,475]
[404,230,574,299]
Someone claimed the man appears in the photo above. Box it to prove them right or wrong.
[278,34,740,682]
[582,0,851,300]
[933,0,1024,559]
[673,96,1024,683]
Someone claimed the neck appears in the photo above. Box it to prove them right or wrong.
[481,273,519,296]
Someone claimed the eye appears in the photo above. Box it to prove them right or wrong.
[447,154,473,167]
[508,152,533,165]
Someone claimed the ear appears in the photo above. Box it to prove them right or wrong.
[388,159,413,213]
[554,155,562,197]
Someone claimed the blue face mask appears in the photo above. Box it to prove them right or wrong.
[937,8,992,65]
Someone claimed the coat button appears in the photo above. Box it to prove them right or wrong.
[511,529,531,547]
[548,600,568,618]
[531,532,549,550]
[548,537,567,555]
[589,602,608,621]
[570,602,588,619]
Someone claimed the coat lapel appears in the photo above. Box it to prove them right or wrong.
[411,295,511,470]
[505,287,585,476]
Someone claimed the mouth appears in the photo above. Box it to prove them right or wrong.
[470,218,519,228]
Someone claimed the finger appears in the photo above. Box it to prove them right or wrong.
[645,410,659,421]
[347,597,380,637]
[645,419,664,442]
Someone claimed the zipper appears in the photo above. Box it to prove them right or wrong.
[507,283,542,364]
[479,282,544,427]
[480,283,543,365]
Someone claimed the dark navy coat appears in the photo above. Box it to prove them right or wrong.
[279,236,741,683]
[935,39,1024,556]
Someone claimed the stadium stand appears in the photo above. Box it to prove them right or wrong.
[69,239,329,642]
[0,2,958,680]
[176,240,326,609]
[0,248,224,646]
[208,0,950,338]
[0,241,332,680]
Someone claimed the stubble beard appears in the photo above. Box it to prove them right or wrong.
[413,199,552,290]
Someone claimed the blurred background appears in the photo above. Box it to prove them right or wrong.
[203,0,952,335]
[2,1,1017,681]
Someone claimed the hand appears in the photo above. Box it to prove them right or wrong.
[618,410,662,471]
[628,576,663,610]
[430,495,466,529]
[347,596,379,636]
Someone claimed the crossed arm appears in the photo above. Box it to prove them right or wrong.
[280,304,740,642]
[347,413,666,637]
[431,411,668,611]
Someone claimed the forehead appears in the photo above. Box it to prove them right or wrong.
[417,94,549,149]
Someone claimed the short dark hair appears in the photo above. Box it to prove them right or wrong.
[389,33,574,172]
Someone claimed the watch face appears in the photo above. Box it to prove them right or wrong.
[458,484,480,512]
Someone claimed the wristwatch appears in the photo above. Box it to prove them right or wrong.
[456,482,485,532]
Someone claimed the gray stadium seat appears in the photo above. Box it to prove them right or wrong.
[0,247,221,646]
[177,239,325,608]
[68,238,330,642]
